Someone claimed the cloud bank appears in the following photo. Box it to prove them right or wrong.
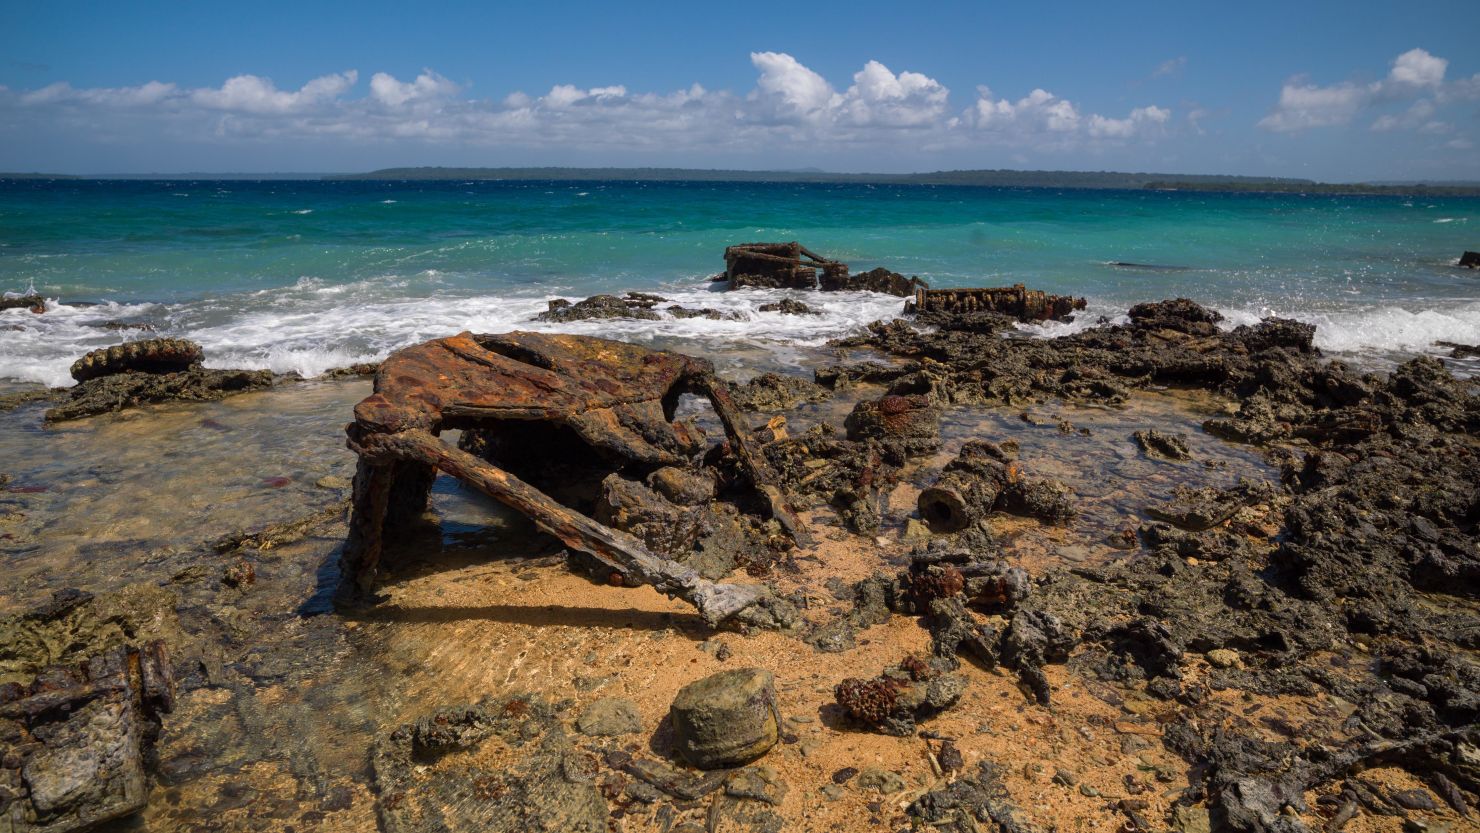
[1,52,1173,163]
[1258,47,1479,137]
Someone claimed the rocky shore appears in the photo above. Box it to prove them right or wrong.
[0,292,1476,833]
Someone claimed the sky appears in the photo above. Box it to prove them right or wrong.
[1,0,1478,180]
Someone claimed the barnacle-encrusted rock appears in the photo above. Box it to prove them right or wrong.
[834,656,966,736]
[68,337,204,382]
[844,393,942,458]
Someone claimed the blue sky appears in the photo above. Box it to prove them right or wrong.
[2,0,1477,179]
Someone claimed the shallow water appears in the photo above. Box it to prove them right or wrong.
[0,347,1284,831]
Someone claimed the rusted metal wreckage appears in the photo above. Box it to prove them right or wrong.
[339,331,808,628]
[721,242,848,290]
[906,284,1086,322]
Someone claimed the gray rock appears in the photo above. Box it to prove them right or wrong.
[372,696,607,833]
[855,768,906,794]
[670,668,781,769]
[1205,648,1241,669]
[575,697,642,737]
[724,765,788,805]
[1171,804,1211,833]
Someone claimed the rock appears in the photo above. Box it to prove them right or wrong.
[222,560,255,589]
[667,305,744,321]
[372,696,607,833]
[844,394,942,458]
[856,768,906,794]
[1170,804,1212,833]
[646,466,720,505]
[320,362,380,378]
[1205,648,1241,669]
[834,656,966,736]
[819,784,846,801]
[0,293,46,313]
[1459,250,1480,269]
[1148,483,1266,531]
[1127,298,1224,336]
[1438,340,1480,359]
[724,766,788,805]
[536,293,662,322]
[757,298,819,315]
[575,697,642,737]
[1391,788,1438,810]
[670,668,782,769]
[821,267,927,297]
[315,475,352,490]
[728,373,828,412]
[45,367,275,422]
[1134,429,1193,461]
[909,763,1034,831]
[937,740,964,772]
[594,473,757,580]
[901,518,931,543]
[1,642,175,833]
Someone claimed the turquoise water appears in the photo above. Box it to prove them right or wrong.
[2,179,1478,386]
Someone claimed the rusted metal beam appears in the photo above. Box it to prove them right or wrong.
[354,428,774,627]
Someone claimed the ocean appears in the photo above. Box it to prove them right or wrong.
[2,178,1478,387]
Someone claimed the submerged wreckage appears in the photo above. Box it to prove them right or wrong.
[338,331,807,628]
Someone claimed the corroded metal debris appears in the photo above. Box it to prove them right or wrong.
[340,331,807,628]
[0,642,175,833]
[906,284,1086,322]
[722,242,848,290]
[69,338,204,383]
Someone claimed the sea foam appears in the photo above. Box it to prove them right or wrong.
[4,282,1477,390]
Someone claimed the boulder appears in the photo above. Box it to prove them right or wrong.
[757,298,819,315]
[1459,250,1480,269]
[0,293,46,314]
[536,293,663,322]
[821,267,927,297]
[670,668,781,769]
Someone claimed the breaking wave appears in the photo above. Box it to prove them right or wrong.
[4,278,1477,389]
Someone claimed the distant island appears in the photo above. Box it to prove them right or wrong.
[4,167,1479,195]
[325,167,1480,195]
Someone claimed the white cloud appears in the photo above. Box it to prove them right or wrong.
[192,71,357,114]
[836,60,949,127]
[1089,105,1171,138]
[968,88,1168,143]
[1258,80,1371,132]
[369,70,458,107]
[23,79,178,107]
[5,53,1172,161]
[1258,48,1477,135]
[973,88,1079,132]
[1387,48,1446,88]
[1371,98,1435,131]
[748,51,837,122]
